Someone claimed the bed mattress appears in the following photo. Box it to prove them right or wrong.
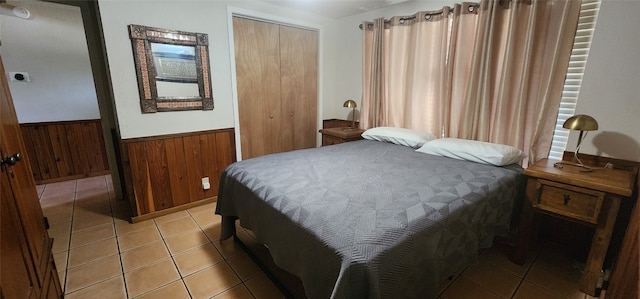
[216,140,523,298]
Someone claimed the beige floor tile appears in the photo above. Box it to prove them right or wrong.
[121,240,170,273]
[154,210,189,224]
[183,262,241,299]
[117,225,162,252]
[114,218,155,235]
[58,270,66,291]
[40,183,76,200]
[72,212,114,232]
[48,220,72,237]
[64,276,126,299]
[112,205,132,222]
[479,244,534,277]
[439,276,503,299]
[69,223,115,249]
[513,281,566,299]
[244,273,286,299]
[67,237,118,269]
[42,203,74,225]
[191,209,221,227]
[134,280,191,299]
[458,259,521,297]
[52,235,70,254]
[524,254,583,297]
[36,184,46,197]
[174,243,224,277]
[438,280,453,296]
[53,251,69,272]
[156,216,200,238]
[40,194,76,208]
[201,222,223,242]
[212,284,254,299]
[124,258,180,298]
[228,252,261,281]
[213,237,245,259]
[74,197,111,213]
[164,229,210,255]
[187,202,217,215]
[65,254,122,294]
[77,175,108,185]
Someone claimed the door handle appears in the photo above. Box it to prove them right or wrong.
[1,153,21,166]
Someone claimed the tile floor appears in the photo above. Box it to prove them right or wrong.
[38,175,605,299]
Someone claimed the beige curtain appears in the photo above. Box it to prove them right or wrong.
[362,0,581,163]
[362,6,469,135]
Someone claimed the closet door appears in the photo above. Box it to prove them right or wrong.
[233,17,282,159]
[279,25,318,152]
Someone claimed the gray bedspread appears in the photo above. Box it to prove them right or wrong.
[216,140,524,299]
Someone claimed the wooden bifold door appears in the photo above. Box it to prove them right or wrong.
[233,16,318,160]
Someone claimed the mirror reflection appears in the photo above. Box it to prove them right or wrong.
[151,43,200,98]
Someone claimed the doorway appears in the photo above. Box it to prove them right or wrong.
[2,0,122,199]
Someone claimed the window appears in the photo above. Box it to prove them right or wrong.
[548,0,601,160]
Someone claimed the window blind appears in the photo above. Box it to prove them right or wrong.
[548,0,601,160]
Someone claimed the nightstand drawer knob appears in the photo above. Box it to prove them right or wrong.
[563,194,571,205]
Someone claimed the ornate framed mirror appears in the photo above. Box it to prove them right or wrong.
[128,24,214,113]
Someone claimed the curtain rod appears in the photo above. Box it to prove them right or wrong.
[358,3,481,30]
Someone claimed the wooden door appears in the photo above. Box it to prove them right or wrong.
[1,56,56,298]
[279,25,318,152]
[233,17,282,159]
[1,169,38,298]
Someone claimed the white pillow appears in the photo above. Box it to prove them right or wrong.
[415,138,527,166]
[361,127,437,148]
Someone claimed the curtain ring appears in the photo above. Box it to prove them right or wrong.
[468,5,475,12]
[425,15,431,20]
[399,19,405,24]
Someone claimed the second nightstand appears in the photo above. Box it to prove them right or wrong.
[513,158,635,296]
[319,127,365,146]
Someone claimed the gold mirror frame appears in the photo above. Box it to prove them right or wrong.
[128,24,214,113]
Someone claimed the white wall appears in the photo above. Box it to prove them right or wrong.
[1,0,100,123]
[98,0,330,139]
[570,0,640,162]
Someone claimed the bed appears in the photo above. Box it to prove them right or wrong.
[215,139,525,299]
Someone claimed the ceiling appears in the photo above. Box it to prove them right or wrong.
[260,0,412,19]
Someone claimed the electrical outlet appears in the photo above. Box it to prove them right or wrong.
[201,177,210,190]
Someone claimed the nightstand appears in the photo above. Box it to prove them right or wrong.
[513,158,635,296]
[319,127,365,146]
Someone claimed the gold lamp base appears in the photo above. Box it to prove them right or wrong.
[343,99,357,131]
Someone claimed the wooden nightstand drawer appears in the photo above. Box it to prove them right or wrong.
[533,179,605,224]
[319,128,364,146]
[322,135,343,146]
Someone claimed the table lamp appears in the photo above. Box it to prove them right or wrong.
[343,99,357,130]
[554,114,598,172]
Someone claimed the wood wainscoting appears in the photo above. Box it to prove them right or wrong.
[120,128,236,221]
[20,119,110,184]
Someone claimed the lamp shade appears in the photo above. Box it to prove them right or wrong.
[343,99,357,108]
[563,114,598,131]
